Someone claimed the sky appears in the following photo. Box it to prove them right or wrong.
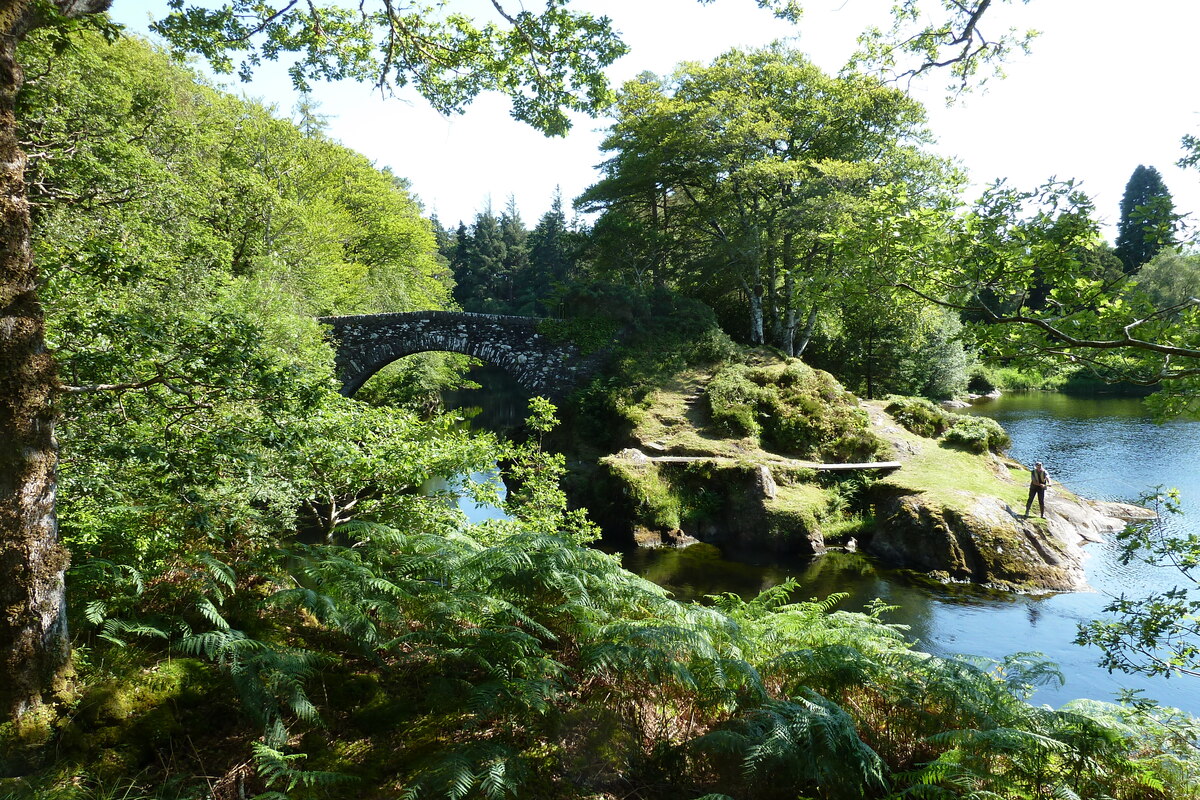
[112,0,1200,241]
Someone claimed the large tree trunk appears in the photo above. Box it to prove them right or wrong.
[0,9,69,720]
[780,270,797,356]
[747,268,764,345]
[1,0,116,720]
[748,288,764,344]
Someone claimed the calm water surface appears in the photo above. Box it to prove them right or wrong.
[623,393,1200,713]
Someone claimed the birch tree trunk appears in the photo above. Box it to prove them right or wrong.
[749,285,764,345]
[781,270,797,356]
[746,256,765,345]
[794,307,818,356]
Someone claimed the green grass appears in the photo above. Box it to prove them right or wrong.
[869,406,1028,512]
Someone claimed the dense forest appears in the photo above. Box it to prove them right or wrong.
[2,3,1200,800]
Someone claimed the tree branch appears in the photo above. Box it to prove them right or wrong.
[895,280,1200,362]
[60,375,167,394]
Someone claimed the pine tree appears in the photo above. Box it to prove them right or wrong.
[448,221,478,309]
[462,207,506,312]
[1114,164,1178,273]
[499,196,531,310]
[429,215,455,263]
[529,189,574,313]
[293,91,331,137]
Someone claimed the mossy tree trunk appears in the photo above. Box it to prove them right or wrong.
[0,0,110,720]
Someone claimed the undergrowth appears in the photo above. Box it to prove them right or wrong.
[709,362,888,462]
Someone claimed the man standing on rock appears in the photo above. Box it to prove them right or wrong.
[1025,461,1051,518]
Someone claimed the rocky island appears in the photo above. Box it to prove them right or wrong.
[576,352,1153,593]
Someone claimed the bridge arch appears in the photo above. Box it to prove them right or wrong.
[319,311,609,399]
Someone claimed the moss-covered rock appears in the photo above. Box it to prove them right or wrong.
[57,658,231,771]
[865,491,1087,591]
[598,450,828,555]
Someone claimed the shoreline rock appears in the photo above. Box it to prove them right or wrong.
[857,398,1157,593]
[862,486,1139,593]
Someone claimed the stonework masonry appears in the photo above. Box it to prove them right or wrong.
[319,311,611,399]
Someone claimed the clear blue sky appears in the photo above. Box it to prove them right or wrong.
[113,0,1200,241]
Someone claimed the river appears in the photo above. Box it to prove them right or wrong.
[446,371,1200,714]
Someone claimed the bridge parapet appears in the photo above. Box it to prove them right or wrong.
[319,311,610,399]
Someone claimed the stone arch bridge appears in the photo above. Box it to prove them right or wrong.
[319,311,612,399]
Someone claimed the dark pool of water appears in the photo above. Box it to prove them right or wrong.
[441,364,532,436]
[622,392,1200,713]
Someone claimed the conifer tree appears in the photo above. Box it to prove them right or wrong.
[293,91,330,137]
[457,207,506,312]
[529,189,574,313]
[452,220,470,268]
[429,215,455,263]
[500,196,531,309]
[1114,164,1178,273]
[448,220,478,309]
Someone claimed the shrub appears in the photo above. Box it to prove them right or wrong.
[884,396,955,439]
[752,363,887,462]
[969,363,1069,392]
[967,364,997,394]
[536,316,620,355]
[707,365,764,437]
[942,415,1012,454]
[552,282,651,324]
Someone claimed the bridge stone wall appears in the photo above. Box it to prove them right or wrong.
[319,311,610,399]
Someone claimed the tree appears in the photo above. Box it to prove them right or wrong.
[528,188,575,312]
[1114,164,1178,274]
[1,0,117,724]
[852,0,1038,99]
[0,29,478,733]
[1075,490,1200,680]
[453,206,507,311]
[578,46,956,354]
[894,178,1200,415]
[499,195,531,309]
[293,90,330,137]
[1135,248,1200,311]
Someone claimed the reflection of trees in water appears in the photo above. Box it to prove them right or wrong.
[441,364,531,436]
[621,544,1034,653]
[621,544,800,603]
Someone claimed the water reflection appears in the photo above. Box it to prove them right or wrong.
[441,364,532,436]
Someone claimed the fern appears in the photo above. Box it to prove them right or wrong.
[251,742,356,793]
[692,694,887,798]
[400,744,528,800]
[176,629,325,729]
